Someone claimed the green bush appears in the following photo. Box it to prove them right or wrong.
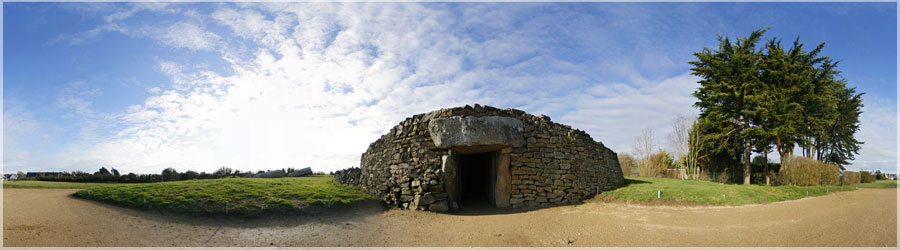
[860,171,876,183]
[842,171,860,185]
[778,156,840,186]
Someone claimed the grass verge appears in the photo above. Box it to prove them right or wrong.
[73,175,372,216]
[857,180,898,188]
[3,180,125,189]
[596,177,855,206]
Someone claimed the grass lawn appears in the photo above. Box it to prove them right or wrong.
[72,175,372,216]
[857,180,898,188]
[3,180,125,189]
[596,177,856,206]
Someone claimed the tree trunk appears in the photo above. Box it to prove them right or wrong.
[776,134,785,172]
[743,120,751,185]
[764,149,770,185]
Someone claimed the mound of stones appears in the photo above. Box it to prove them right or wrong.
[335,104,624,212]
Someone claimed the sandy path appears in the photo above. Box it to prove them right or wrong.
[3,188,896,247]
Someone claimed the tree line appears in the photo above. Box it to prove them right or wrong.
[689,27,864,185]
[28,166,319,183]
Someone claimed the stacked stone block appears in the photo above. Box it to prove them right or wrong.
[332,167,361,186]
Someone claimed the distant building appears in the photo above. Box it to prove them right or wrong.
[3,174,18,180]
[884,173,897,180]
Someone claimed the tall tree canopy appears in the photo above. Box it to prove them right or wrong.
[690,28,769,185]
[690,28,863,183]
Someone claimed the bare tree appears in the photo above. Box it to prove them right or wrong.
[633,128,655,177]
[669,116,691,178]
[669,116,702,179]
[685,120,703,180]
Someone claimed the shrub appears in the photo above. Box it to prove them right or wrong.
[860,171,876,183]
[618,153,639,177]
[778,156,840,186]
[647,149,675,172]
[842,171,860,185]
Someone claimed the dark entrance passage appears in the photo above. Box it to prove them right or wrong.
[458,152,496,207]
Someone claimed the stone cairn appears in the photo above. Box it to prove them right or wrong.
[334,104,625,212]
[333,167,361,186]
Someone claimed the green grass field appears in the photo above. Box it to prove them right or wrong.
[856,180,898,188]
[596,177,858,206]
[69,175,372,216]
[3,180,125,189]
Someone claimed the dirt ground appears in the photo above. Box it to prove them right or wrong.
[3,187,897,247]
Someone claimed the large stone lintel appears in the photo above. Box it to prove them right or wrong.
[428,116,525,149]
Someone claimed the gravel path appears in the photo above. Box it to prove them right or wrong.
[3,187,896,247]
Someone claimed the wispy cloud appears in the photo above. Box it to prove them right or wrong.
[852,97,898,172]
[145,21,221,51]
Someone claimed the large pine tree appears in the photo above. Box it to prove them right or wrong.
[690,28,863,184]
[690,28,769,185]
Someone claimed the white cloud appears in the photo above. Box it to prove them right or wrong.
[104,2,174,23]
[3,103,41,150]
[145,22,221,51]
[851,97,898,172]
[55,80,102,118]
[55,23,128,45]
[557,72,702,155]
[3,100,65,172]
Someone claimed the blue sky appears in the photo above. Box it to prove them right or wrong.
[3,2,897,175]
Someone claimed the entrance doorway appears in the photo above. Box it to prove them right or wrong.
[458,152,497,207]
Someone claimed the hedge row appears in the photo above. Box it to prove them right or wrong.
[778,156,840,186]
[860,171,876,183]
[842,171,860,185]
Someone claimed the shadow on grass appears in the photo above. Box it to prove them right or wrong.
[69,193,386,228]
[623,178,652,185]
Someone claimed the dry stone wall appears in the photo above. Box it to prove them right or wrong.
[335,104,625,211]
[332,167,361,186]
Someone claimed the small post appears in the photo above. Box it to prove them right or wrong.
[722,194,725,199]
[657,190,661,199]
[827,188,829,193]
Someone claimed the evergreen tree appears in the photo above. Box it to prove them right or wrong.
[161,167,179,181]
[691,28,865,183]
[98,167,111,176]
[820,86,864,167]
[760,37,825,170]
[690,27,770,185]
